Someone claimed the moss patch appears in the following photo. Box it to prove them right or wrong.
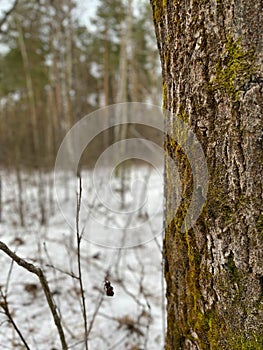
[194,307,263,349]
[152,0,167,23]
[228,333,263,350]
[212,35,256,101]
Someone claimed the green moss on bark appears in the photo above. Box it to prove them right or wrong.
[212,35,256,101]
[228,333,263,350]
[152,0,167,23]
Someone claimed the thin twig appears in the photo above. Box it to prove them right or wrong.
[148,221,166,344]
[0,241,68,350]
[118,279,145,308]
[5,255,15,295]
[114,212,134,277]
[134,249,152,350]
[42,241,62,316]
[87,292,104,336]
[107,334,127,350]
[69,292,104,349]
[148,220,162,253]
[44,241,79,278]
[76,173,88,350]
[45,263,79,280]
[0,288,31,350]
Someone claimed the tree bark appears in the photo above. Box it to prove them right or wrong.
[151,0,263,349]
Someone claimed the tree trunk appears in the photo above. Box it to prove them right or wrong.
[16,16,39,161]
[151,1,263,349]
[0,175,2,223]
[65,0,74,129]
[16,164,25,227]
[116,0,133,208]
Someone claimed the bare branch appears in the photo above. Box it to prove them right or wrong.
[45,263,79,280]
[76,173,89,349]
[0,240,68,350]
[4,256,15,295]
[70,292,104,349]
[0,288,31,350]
[87,293,104,336]
[1,270,31,350]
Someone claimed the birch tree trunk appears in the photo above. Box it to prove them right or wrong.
[151,0,263,349]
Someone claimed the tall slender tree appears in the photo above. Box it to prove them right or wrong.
[151,1,263,349]
[0,0,161,169]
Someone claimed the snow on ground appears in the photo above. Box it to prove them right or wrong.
[0,165,166,350]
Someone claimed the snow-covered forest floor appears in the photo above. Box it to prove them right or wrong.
[0,166,165,349]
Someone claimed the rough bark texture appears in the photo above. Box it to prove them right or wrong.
[151,0,263,349]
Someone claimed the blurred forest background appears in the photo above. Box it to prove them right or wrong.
[0,4,165,348]
[0,0,162,170]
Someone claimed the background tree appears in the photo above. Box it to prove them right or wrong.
[0,0,161,170]
[151,0,263,349]
[0,2,164,348]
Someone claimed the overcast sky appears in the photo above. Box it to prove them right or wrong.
[0,0,99,26]
[0,0,99,53]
